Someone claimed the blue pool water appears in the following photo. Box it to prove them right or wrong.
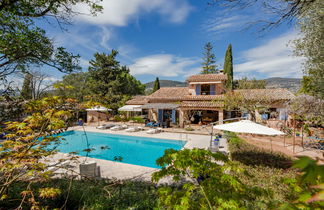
[54,131,186,168]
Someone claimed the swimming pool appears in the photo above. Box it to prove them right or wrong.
[55,130,186,168]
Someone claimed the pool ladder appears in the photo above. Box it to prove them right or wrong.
[179,133,188,141]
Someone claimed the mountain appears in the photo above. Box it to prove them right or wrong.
[145,80,187,92]
[144,77,301,93]
[265,77,301,93]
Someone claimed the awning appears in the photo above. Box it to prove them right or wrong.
[141,103,179,109]
[85,106,112,111]
[213,120,285,136]
[118,105,142,112]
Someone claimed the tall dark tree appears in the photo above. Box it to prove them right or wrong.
[201,42,217,74]
[20,72,32,100]
[88,50,145,110]
[223,44,233,90]
[153,77,160,92]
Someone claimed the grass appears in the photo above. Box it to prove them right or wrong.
[1,179,158,210]
[226,132,293,169]
[226,132,299,207]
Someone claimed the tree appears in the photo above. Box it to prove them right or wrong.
[153,77,160,92]
[209,0,323,99]
[294,0,324,99]
[234,77,266,89]
[0,0,102,79]
[223,44,233,90]
[209,0,318,29]
[19,70,53,100]
[223,90,272,121]
[55,72,91,101]
[152,148,274,209]
[88,50,145,111]
[20,72,33,100]
[0,96,78,209]
[201,42,217,74]
[287,94,324,127]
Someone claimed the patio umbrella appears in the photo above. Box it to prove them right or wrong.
[213,120,285,150]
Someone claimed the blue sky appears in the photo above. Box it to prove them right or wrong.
[42,0,304,83]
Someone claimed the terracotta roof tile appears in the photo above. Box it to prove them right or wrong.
[183,95,224,100]
[187,73,228,82]
[125,95,148,105]
[147,87,189,102]
[233,89,295,100]
[180,100,224,108]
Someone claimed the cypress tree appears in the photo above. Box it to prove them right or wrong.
[201,42,217,74]
[21,72,33,100]
[223,44,233,90]
[153,77,160,92]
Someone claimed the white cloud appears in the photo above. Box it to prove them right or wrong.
[203,15,249,35]
[129,54,199,77]
[75,0,193,26]
[99,26,111,50]
[234,31,305,78]
[79,58,90,69]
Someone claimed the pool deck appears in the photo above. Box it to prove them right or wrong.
[49,126,212,183]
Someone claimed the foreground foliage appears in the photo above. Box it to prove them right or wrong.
[0,96,77,208]
[0,179,157,210]
[152,148,290,209]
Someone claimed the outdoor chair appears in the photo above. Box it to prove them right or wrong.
[145,122,154,127]
[153,122,160,127]
[79,161,101,179]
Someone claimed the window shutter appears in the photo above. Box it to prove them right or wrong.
[158,109,163,123]
[171,109,176,123]
[210,84,216,95]
[195,84,201,95]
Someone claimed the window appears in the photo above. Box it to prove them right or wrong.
[201,84,210,95]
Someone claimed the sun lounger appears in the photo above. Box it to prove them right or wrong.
[125,127,140,132]
[111,125,122,131]
[111,124,128,131]
[121,124,128,129]
[96,124,115,129]
[146,128,163,134]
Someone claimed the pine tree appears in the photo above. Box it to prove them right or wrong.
[223,44,233,90]
[21,72,33,100]
[201,42,217,74]
[153,77,160,92]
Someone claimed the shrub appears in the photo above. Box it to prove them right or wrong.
[226,132,293,169]
[184,127,195,131]
[0,179,158,209]
[130,116,145,123]
[113,115,129,122]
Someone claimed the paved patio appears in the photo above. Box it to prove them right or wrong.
[49,125,213,182]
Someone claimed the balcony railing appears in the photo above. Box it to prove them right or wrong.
[200,91,216,95]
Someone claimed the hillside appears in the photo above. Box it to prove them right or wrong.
[265,77,301,93]
[145,77,301,93]
[145,80,186,91]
